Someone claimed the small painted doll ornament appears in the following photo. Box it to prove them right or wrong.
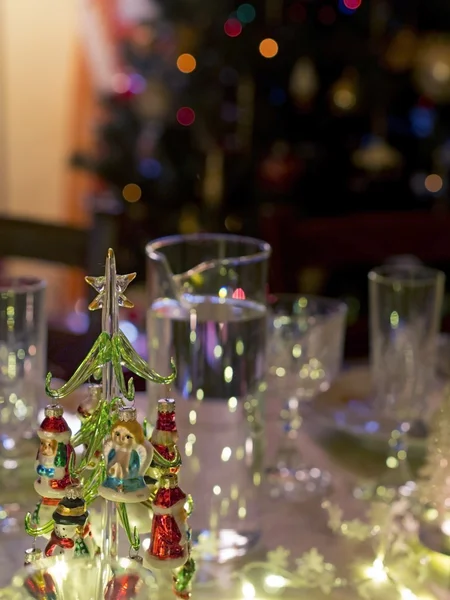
[45,485,98,559]
[144,474,189,570]
[77,383,103,469]
[34,404,75,499]
[150,398,179,470]
[99,406,153,503]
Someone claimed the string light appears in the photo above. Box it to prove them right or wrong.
[122,183,142,203]
[365,558,388,583]
[241,581,256,599]
[259,38,278,58]
[177,53,196,74]
[224,18,242,37]
[176,107,196,126]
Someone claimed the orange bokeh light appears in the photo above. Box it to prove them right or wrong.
[425,173,443,193]
[259,38,278,59]
[177,53,196,74]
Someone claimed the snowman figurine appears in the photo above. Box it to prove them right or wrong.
[45,485,98,559]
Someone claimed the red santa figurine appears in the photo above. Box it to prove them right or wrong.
[150,398,179,471]
[34,404,75,499]
[144,473,189,570]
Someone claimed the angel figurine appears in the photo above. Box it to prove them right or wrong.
[99,406,153,503]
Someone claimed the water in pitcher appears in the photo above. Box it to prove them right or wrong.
[147,294,267,561]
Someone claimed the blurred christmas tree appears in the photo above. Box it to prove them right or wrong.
[72,0,450,277]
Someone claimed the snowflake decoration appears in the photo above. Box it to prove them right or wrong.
[322,500,376,541]
[233,546,345,596]
[267,546,291,570]
[323,498,430,600]
[192,531,220,560]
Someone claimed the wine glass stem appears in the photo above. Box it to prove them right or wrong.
[386,424,412,483]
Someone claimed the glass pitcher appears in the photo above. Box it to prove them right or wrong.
[146,233,271,562]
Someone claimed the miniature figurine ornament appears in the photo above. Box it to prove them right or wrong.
[151,398,179,464]
[34,404,75,499]
[145,473,190,570]
[99,406,154,503]
[45,486,98,559]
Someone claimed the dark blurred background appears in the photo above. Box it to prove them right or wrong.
[3,0,450,377]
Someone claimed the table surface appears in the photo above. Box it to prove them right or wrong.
[0,385,443,600]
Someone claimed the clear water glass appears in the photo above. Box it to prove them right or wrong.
[362,264,445,499]
[266,294,347,500]
[369,265,444,420]
[0,277,47,464]
[146,233,271,562]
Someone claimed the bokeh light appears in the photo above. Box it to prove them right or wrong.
[122,183,142,203]
[343,0,362,8]
[224,18,243,37]
[237,3,256,23]
[129,73,146,94]
[176,107,196,126]
[177,53,196,74]
[111,73,130,94]
[410,106,435,138]
[338,0,359,13]
[259,38,278,59]
[425,173,443,193]
[139,158,162,179]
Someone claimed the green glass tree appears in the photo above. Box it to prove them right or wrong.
[25,248,177,558]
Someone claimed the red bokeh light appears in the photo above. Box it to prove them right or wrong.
[232,288,246,300]
[343,0,362,9]
[224,18,243,37]
[176,107,195,126]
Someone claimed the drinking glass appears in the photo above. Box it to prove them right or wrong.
[146,234,271,562]
[0,277,47,465]
[0,277,46,534]
[266,294,348,500]
[363,264,445,499]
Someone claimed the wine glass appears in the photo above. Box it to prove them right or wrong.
[266,294,348,500]
[355,264,445,501]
